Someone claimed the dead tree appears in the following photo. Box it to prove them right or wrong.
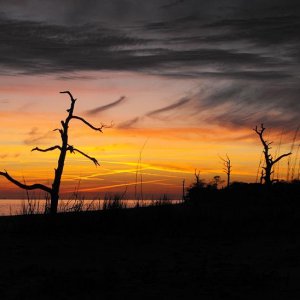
[194,169,201,185]
[0,91,107,214]
[253,124,291,186]
[220,154,231,188]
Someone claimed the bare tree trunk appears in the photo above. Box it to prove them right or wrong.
[50,192,59,214]
[264,164,272,187]
[49,92,74,214]
[227,172,230,189]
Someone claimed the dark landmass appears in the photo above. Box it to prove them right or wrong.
[0,186,300,299]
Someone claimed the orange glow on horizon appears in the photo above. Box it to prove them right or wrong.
[0,72,298,199]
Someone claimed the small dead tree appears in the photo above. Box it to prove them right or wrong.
[0,91,108,214]
[192,168,205,189]
[194,169,201,185]
[220,154,231,188]
[253,124,291,186]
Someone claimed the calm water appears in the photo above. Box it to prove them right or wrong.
[0,199,181,216]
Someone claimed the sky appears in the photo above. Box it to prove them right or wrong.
[0,0,299,198]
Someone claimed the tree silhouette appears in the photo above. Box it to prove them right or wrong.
[194,168,201,186]
[0,91,107,214]
[185,169,206,203]
[220,154,231,188]
[209,175,224,190]
[254,124,291,186]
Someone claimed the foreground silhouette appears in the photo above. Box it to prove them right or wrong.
[1,184,300,299]
[254,124,291,186]
[0,91,107,214]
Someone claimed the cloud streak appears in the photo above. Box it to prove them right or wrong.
[86,96,126,116]
[23,127,55,145]
[117,97,191,128]
[117,117,141,129]
[147,97,191,117]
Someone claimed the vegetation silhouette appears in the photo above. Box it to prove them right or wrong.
[254,124,291,187]
[2,179,300,299]
[220,154,231,188]
[0,91,108,214]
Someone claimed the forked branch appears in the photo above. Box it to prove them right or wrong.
[0,171,52,193]
[253,124,270,150]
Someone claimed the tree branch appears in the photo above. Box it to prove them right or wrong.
[71,116,110,132]
[60,91,77,117]
[60,91,76,102]
[0,171,52,193]
[31,145,62,152]
[53,128,64,138]
[67,145,100,166]
[273,152,292,164]
[253,124,269,150]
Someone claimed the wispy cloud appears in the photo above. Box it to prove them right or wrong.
[117,117,141,129]
[146,97,191,117]
[86,96,126,116]
[0,153,21,159]
[24,127,55,145]
[117,97,191,128]
[0,99,9,104]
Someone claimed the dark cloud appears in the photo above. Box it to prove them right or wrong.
[56,74,96,81]
[0,18,146,74]
[86,96,126,116]
[157,71,292,81]
[0,0,298,79]
[0,0,166,25]
[0,16,277,76]
[161,0,185,10]
[0,0,299,131]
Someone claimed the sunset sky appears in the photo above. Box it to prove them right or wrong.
[0,0,299,198]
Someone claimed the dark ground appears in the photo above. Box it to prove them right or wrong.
[0,191,300,299]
